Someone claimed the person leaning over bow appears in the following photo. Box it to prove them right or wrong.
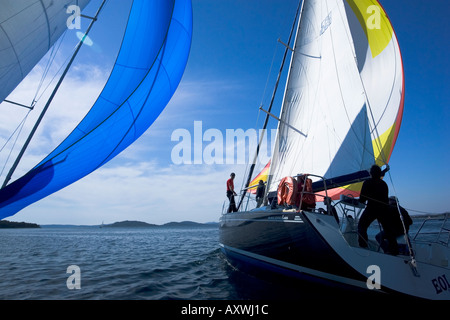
[376,196,413,254]
[226,173,238,213]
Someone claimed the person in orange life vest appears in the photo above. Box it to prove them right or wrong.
[226,173,238,213]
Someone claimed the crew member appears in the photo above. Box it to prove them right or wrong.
[358,165,397,253]
[226,173,238,213]
[256,180,265,208]
[376,196,413,254]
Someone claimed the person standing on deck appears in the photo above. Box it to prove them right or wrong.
[357,165,398,254]
[226,173,238,213]
[256,180,265,208]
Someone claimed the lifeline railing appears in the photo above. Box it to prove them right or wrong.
[412,212,450,246]
[229,171,369,215]
[235,173,333,214]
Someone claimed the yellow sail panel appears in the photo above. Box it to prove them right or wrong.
[345,0,394,58]
[316,182,363,202]
[268,0,404,196]
[322,119,402,201]
[373,122,396,166]
[248,161,270,194]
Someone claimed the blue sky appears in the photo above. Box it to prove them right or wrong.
[375,0,449,215]
[2,0,449,225]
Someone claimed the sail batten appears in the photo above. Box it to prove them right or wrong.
[267,0,404,198]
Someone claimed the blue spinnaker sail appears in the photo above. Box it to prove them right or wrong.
[0,0,192,219]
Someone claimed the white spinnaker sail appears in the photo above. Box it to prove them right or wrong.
[268,0,404,194]
[0,0,91,103]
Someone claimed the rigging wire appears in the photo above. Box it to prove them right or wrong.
[1,0,108,189]
[0,18,76,184]
[329,2,379,166]
[259,41,281,110]
[326,2,416,264]
[32,31,69,106]
[0,110,32,179]
[0,11,77,180]
[239,40,281,194]
[385,170,418,272]
[332,2,388,167]
[256,0,304,204]
[33,37,79,105]
[334,0,414,266]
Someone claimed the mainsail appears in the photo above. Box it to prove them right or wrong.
[0,0,193,219]
[0,0,91,103]
[267,0,404,199]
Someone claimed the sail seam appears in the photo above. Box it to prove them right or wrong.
[266,0,304,193]
[327,3,361,156]
[115,63,149,71]
[38,0,51,49]
[0,25,23,79]
[33,1,177,170]
[331,1,377,166]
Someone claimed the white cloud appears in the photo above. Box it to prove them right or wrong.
[12,160,249,225]
[2,70,255,225]
[0,63,108,181]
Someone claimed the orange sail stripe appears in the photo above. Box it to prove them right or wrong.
[247,161,270,194]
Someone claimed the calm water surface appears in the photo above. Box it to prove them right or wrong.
[0,218,443,300]
[0,226,315,300]
[0,226,224,299]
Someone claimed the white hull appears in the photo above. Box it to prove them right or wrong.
[303,211,450,300]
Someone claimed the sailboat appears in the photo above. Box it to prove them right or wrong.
[219,0,450,299]
[0,0,192,219]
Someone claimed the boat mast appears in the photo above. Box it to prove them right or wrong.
[237,0,303,210]
[1,0,107,189]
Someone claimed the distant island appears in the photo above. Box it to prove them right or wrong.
[104,220,219,228]
[412,212,449,220]
[0,220,40,229]
[105,220,158,228]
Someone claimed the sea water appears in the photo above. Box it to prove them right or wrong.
[0,225,310,300]
[0,218,445,300]
[0,226,225,300]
